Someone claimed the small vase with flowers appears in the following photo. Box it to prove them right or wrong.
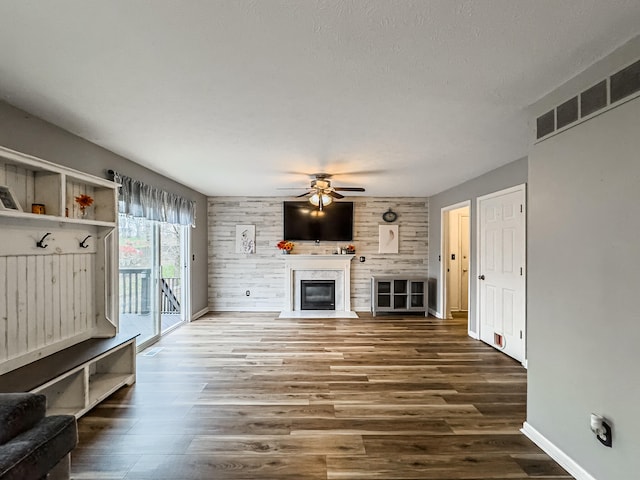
[74,194,94,218]
[277,240,294,254]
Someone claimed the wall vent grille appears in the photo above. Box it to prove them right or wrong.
[536,58,640,140]
[580,80,607,117]
[610,58,640,102]
[556,96,578,129]
[536,110,555,138]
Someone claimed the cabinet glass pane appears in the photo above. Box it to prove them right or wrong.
[378,294,390,307]
[378,282,391,294]
[394,280,407,293]
[411,282,424,294]
[411,295,424,308]
[394,295,407,308]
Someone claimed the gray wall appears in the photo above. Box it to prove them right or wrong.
[208,196,428,312]
[0,101,209,317]
[527,96,640,479]
[428,157,528,332]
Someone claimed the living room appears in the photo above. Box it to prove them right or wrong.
[1,2,640,480]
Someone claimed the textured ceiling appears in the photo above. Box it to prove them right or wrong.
[0,1,639,197]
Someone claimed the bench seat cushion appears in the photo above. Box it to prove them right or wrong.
[0,415,77,480]
[0,394,46,445]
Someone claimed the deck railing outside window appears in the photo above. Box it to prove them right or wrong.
[119,268,180,315]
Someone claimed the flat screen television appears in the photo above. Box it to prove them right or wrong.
[283,201,353,242]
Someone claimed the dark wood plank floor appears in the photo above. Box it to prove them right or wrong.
[71,313,572,480]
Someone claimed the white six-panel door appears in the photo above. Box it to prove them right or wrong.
[477,185,526,363]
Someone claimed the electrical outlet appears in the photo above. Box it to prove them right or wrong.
[245,290,250,296]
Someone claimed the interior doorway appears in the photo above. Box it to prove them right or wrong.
[477,184,526,363]
[440,201,471,323]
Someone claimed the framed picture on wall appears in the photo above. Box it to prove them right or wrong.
[236,224,256,254]
[0,185,22,211]
[379,224,399,254]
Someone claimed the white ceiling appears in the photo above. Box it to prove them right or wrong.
[1,1,639,197]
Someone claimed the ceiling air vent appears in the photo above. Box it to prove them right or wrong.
[610,58,640,103]
[556,96,578,129]
[581,81,607,117]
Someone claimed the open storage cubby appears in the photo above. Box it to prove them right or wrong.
[35,369,86,416]
[66,174,117,223]
[371,275,428,316]
[88,343,136,406]
[0,155,62,217]
[0,146,116,227]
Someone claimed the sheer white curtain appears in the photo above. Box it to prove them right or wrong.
[112,171,196,226]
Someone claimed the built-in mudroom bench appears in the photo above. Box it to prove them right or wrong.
[0,334,136,417]
[0,145,134,417]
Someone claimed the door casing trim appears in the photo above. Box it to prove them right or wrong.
[475,183,527,365]
[440,200,471,328]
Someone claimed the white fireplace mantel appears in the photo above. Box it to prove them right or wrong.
[280,254,357,318]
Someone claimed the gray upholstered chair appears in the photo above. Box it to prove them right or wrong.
[0,393,77,480]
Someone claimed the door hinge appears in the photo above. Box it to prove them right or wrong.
[520,330,522,339]
[520,267,523,276]
[520,204,523,213]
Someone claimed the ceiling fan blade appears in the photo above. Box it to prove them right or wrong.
[295,191,311,198]
[330,169,387,177]
[334,187,365,192]
[328,191,344,199]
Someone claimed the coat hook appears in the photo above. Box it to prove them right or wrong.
[80,235,92,249]
[37,232,52,249]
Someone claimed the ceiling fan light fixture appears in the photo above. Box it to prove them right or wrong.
[312,179,330,190]
[309,192,332,207]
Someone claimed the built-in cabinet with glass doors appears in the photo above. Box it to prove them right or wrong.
[371,276,428,316]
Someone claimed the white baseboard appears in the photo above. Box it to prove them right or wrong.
[521,422,597,480]
[191,307,210,321]
[209,306,281,312]
[279,310,358,318]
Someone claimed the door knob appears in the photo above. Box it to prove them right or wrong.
[478,274,485,280]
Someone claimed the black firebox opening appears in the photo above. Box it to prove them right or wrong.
[301,280,336,310]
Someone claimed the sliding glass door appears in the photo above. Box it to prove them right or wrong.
[118,215,160,346]
[160,222,188,334]
[118,216,189,349]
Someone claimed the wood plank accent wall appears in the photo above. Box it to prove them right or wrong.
[208,197,428,312]
[0,252,95,364]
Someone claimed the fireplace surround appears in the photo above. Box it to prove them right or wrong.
[280,255,357,318]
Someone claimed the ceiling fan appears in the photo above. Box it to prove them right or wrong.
[283,173,365,210]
